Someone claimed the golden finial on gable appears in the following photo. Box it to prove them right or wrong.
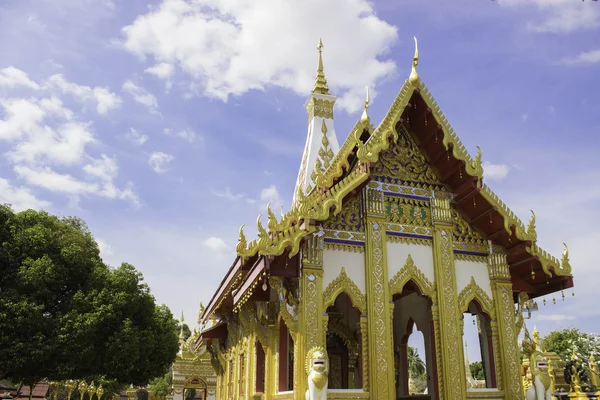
[236,224,248,255]
[526,210,537,242]
[361,86,370,125]
[267,202,280,232]
[313,38,330,95]
[409,36,420,88]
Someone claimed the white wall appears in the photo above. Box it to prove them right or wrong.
[322,248,366,293]
[386,241,435,283]
[454,259,492,298]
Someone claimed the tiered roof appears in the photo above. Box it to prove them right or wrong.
[200,38,573,326]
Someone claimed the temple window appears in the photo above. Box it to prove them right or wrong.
[462,300,497,389]
[391,280,436,397]
[278,319,294,391]
[227,360,234,398]
[255,340,265,393]
[325,292,362,389]
[239,353,246,397]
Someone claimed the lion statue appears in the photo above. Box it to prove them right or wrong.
[305,346,329,400]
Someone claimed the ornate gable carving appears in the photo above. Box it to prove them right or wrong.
[322,194,364,232]
[389,254,436,299]
[451,209,485,244]
[372,126,440,186]
[457,277,494,317]
[323,267,367,314]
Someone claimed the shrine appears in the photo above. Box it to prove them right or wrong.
[190,38,574,400]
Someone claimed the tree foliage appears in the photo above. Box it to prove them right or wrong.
[470,361,485,381]
[0,205,180,388]
[542,328,600,391]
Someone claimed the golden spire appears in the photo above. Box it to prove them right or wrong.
[313,38,330,95]
[409,36,420,87]
[361,86,370,125]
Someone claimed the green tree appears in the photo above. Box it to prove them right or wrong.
[0,206,180,389]
[407,346,426,377]
[470,361,485,381]
[542,328,600,391]
[179,323,192,342]
[148,369,173,398]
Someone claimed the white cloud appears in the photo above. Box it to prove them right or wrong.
[96,238,114,257]
[260,184,282,210]
[536,314,576,322]
[498,0,600,33]
[210,187,246,200]
[0,67,40,89]
[0,69,138,206]
[120,0,398,113]
[145,62,174,79]
[203,236,231,254]
[483,161,510,181]
[122,80,159,113]
[0,178,50,211]
[559,49,600,66]
[46,74,122,114]
[163,128,197,143]
[149,151,174,173]
[125,127,148,145]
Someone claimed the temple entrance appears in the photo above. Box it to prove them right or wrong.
[325,292,362,389]
[183,379,207,400]
[462,300,497,389]
[392,280,436,400]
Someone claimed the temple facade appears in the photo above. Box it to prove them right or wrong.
[195,39,574,400]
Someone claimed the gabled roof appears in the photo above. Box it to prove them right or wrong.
[202,43,573,322]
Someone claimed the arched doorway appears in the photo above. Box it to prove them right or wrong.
[184,378,207,400]
[325,292,362,389]
[391,280,437,400]
[462,300,497,389]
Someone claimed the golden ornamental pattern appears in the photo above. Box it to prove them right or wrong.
[304,272,319,350]
[324,242,365,253]
[359,316,369,392]
[457,277,494,316]
[499,283,523,399]
[454,253,488,263]
[323,195,364,232]
[322,267,367,314]
[373,125,439,185]
[451,209,485,243]
[490,320,504,391]
[431,303,444,400]
[307,98,335,122]
[385,196,431,226]
[367,222,390,399]
[438,229,463,399]
[388,254,436,299]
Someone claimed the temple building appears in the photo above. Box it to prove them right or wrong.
[187,38,574,400]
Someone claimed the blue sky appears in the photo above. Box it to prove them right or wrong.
[1,0,599,362]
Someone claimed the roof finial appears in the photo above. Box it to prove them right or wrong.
[313,38,330,95]
[360,86,370,125]
[409,36,420,88]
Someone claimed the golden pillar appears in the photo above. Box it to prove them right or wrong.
[363,187,395,399]
[488,252,523,400]
[359,315,369,392]
[300,232,324,399]
[430,198,467,400]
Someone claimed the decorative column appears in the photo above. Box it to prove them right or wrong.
[302,233,325,351]
[266,323,278,399]
[430,303,443,400]
[359,315,369,392]
[488,253,523,400]
[430,198,467,400]
[363,187,395,399]
[300,232,324,399]
[490,320,504,391]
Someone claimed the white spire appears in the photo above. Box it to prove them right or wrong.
[293,39,340,206]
